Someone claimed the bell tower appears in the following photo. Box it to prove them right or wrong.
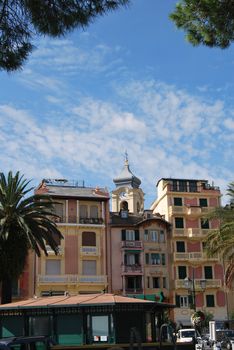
[112,154,144,215]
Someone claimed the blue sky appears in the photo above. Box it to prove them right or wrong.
[0,0,234,208]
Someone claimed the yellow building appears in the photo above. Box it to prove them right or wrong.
[35,179,109,296]
[151,178,228,325]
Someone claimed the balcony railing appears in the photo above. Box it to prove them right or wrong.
[174,252,218,261]
[175,279,222,289]
[173,228,211,238]
[46,245,63,255]
[122,265,143,274]
[38,274,107,284]
[186,206,202,216]
[169,206,186,215]
[121,241,143,249]
[52,216,104,225]
[80,246,99,256]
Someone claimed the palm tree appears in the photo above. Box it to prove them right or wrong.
[0,171,63,304]
[204,181,234,287]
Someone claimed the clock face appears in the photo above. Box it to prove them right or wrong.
[119,191,127,198]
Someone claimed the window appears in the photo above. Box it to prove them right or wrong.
[201,218,209,229]
[180,295,189,308]
[53,202,64,219]
[174,197,182,206]
[189,181,198,192]
[125,230,139,240]
[176,241,185,252]
[80,205,88,219]
[82,260,96,275]
[82,232,96,246]
[151,253,160,265]
[175,217,184,228]
[152,277,160,288]
[162,277,167,289]
[206,294,215,307]
[90,205,98,218]
[159,230,165,243]
[204,266,213,279]
[150,230,158,242]
[92,315,109,341]
[144,230,149,241]
[202,241,207,251]
[126,276,142,290]
[46,259,61,275]
[178,266,187,279]
[147,276,150,288]
[172,180,178,191]
[179,181,187,192]
[161,254,166,265]
[125,253,139,265]
[199,198,208,207]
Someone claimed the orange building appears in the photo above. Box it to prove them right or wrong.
[151,178,228,325]
[34,179,110,296]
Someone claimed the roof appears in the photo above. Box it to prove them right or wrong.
[0,293,155,311]
[110,213,171,228]
[0,293,163,310]
[36,179,109,200]
[113,160,141,189]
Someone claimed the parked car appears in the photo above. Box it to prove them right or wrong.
[0,335,53,350]
[176,328,198,343]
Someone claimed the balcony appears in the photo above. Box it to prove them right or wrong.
[173,252,218,262]
[173,229,186,237]
[169,206,186,215]
[175,279,222,289]
[188,228,205,239]
[121,240,143,249]
[52,216,104,225]
[37,274,107,284]
[80,246,99,256]
[186,206,202,216]
[122,264,143,274]
[46,245,63,255]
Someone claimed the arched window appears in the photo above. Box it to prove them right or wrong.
[82,232,96,246]
[120,201,128,211]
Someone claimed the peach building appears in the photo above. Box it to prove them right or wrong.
[150,178,228,325]
[34,179,109,296]
[108,160,172,303]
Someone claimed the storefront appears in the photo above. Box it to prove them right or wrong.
[0,293,174,347]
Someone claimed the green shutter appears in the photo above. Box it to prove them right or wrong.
[145,253,149,264]
[135,230,139,240]
[175,295,180,307]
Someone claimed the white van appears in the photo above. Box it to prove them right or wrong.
[176,328,197,343]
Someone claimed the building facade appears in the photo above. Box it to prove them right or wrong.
[109,160,172,304]
[35,179,109,296]
[150,178,228,324]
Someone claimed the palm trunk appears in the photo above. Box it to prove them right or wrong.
[1,275,12,304]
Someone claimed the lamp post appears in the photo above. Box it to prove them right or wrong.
[184,269,206,311]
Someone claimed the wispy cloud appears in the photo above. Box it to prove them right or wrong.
[1,35,233,207]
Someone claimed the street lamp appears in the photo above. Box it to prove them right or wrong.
[184,272,206,311]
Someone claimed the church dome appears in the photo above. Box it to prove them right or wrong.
[113,158,141,189]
